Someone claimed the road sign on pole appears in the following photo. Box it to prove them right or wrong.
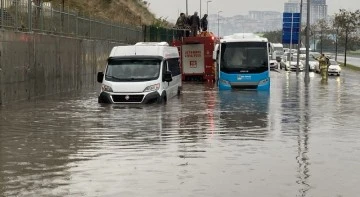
[282,12,301,44]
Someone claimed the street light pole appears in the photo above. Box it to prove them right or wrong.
[186,0,188,15]
[200,0,202,18]
[207,0,212,15]
[296,0,303,75]
[305,0,310,82]
[217,11,222,37]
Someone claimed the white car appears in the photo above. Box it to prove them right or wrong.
[269,60,278,70]
[301,56,319,72]
[328,60,341,76]
[310,52,321,59]
[285,57,304,71]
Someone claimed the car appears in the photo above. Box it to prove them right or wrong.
[301,56,319,72]
[310,51,321,59]
[269,59,279,70]
[285,56,304,71]
[328,60,341,76]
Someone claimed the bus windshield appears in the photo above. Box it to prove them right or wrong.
[220,42,268,73]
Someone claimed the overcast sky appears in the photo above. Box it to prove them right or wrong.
[146,0,360,21]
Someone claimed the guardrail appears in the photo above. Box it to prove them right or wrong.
[0,0,142,43]
[142,26,190,43]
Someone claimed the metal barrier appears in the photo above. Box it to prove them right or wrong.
[142,25,190,43]
[0,0,142,43]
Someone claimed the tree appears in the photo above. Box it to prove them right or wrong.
[331,18,341,61]
[262,30,282,43]
[309,24,318,51]
[334,9,360,66]
[316,19,329,54]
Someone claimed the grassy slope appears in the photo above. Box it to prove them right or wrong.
[52,0,156,25]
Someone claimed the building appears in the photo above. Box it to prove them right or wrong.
[284,0,328,24]
[207,11,282,36]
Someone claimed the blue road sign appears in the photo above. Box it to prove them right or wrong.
[282,12,301,44]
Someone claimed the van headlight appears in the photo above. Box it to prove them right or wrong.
[101,84,113,92]
[219,79,230,86]
[258,78,269,85]
[143,83,160,92]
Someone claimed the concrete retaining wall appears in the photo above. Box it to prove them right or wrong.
[0,30,122,104]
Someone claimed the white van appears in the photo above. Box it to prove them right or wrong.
[97,42,182,104]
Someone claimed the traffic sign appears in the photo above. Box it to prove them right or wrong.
[282,12,301,44]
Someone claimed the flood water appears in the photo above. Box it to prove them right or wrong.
[1,70,360,197]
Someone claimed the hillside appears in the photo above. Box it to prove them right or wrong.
[50,0,156,26]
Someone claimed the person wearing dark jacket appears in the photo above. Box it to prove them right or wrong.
[201,14,208,32]
[189,12,200,36]
[175,13,186,39]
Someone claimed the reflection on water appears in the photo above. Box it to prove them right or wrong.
[218,91,269,140]
[1,70,360,196]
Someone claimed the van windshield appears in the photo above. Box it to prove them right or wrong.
[105,59,161,81]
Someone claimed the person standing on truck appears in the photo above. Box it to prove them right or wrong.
[184,15,191,37]
[201,14,208,32]
[189,12,200,37]
[175,13,186,39]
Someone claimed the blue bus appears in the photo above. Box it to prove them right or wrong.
[213,33,271,90]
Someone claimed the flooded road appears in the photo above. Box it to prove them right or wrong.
[1,69,360,197]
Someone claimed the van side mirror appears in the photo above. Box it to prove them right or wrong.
[163,71,172,82]
[97,72,104,83]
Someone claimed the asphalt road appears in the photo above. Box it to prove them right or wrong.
[335,55,360,67]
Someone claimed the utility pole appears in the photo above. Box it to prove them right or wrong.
[296,0,303,75]
[207,0,212,15]
[186,0,188,16]
[305,0,310,82]
[200,0,202,18]
[217,11,222,37]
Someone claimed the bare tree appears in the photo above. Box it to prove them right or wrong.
[309,24,318,51]
[316,19,329,54]
[334,9,360,66]
[331,18,341,61]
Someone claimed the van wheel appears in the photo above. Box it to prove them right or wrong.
[98,96,106,104]
[157,93,167,104]
[177,87,181,97]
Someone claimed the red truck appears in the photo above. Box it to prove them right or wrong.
[172,32,219,82]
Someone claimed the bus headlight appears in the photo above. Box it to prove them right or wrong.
[219,79,231,86]
[143,83,160,92]
[101,84,113,92]
[258,78,269,85]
